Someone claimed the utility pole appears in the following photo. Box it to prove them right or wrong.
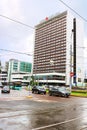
[70,43,73,92]
[73,18,77,86]
[70,18,77,92]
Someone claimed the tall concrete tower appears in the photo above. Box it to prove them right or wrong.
[33,11,84,86]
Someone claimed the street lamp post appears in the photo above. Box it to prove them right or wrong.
[50,59,54,73]
[49,59,54,85]
[50,59,54,66]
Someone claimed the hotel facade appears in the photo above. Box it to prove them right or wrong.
[33,11,84,86]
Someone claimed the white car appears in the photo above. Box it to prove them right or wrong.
[1,86,10,93]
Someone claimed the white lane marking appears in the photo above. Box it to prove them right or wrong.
[32,115,86,130]
[80,126,87,130]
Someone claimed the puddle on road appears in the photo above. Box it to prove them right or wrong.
[0,103,87,130]
[0,115,32,130]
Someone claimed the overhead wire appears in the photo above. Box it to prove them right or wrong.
[0,49,33,56]
[0,14,35,29]
[58,0,87,23]
[0,1,86,58]
[0,1,86,29]
[0,14,34,57]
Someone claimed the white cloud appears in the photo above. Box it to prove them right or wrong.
[0,32,34,66]
[84,37,87,46]
[10,32,35,54]
[0,0,21,17]
[0,0,25,28]
[22,33,34,54]
[83,37,87,70]
[0,0,87,67]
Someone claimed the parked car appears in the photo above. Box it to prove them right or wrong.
[1,86,10,93]
[32,86,46,94]
[11,85,22,90]
[49,86,70,98]
[0,82,3,88]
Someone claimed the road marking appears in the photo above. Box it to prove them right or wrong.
[80,126,87,130]
[32,115,86,130]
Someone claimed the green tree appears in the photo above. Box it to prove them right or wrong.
[30,75,39,86]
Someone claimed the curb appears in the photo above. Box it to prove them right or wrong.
[71,94,87,98]
[26,96,33,98]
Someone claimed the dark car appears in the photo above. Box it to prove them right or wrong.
[49,86,70,98]
[32,86,46,94]
[0,82,3,88]
[1,86,10,93]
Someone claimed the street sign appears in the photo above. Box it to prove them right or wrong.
[70,72,74,77]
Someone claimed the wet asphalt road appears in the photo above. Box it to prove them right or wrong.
[0,95,87,130]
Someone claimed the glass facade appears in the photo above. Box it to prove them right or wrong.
[13,61,18,71]
[35,75,65,81]
[20,62,32,72]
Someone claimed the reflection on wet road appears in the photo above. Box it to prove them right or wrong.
[0,97,87,130]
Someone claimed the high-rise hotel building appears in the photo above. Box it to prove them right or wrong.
[33,11,84,86]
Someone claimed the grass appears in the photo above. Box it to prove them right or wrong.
[71,91,87,97]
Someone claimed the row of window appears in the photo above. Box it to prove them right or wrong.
[34,56,66,61]
[35,43,66,51]
[37,20,66,32]
[35,44,65,50]
[33,69,65,74]
[34,54,66,59]
[35,36,66,44]
[35,34,66,41]
[36,67,65,71]
[36,29,66,39]
[34,55,66,60]
[34,64,66,68]
[35,47,66,53]
[34,76,65,81]
[36,27,66,36]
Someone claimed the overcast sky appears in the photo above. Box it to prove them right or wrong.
[0,0,87,66]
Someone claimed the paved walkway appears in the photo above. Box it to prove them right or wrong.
[0,88,30,100]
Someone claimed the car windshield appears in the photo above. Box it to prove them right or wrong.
[58,87,66,91]
[37,86,44,89]
[3,86,9,90]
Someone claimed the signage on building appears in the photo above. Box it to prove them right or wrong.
[45,17,48,21]
[70,72,74,77]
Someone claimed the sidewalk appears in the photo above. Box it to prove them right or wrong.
[0,88,81,102]
[0,89,30,100]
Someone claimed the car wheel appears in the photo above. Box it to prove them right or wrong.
[32,91,34,93]
[38,91,40,94]
[65,94,69,98]
[36,90,39,94]
[49,92,52,96]
[58,94,62,97]
[44,92,46,95]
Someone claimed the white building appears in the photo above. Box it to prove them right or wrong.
[66,11,84,86]
[0,69,8,84]
[0,62,8,84]
[8,59,32,84]
[33,10,84,86]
